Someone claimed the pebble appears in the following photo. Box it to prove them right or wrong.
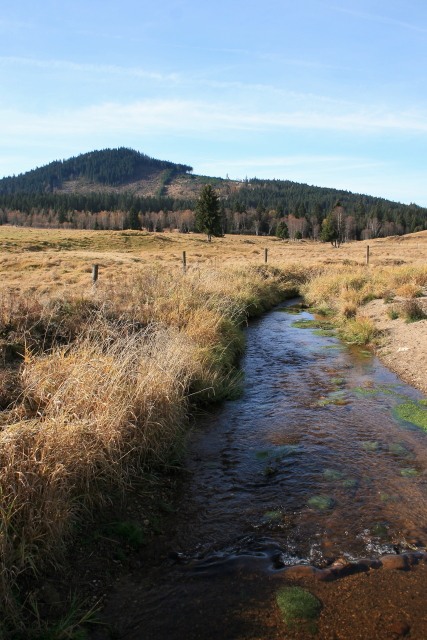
[389,621,410,636]
[285,565,318,578]
[143,519,150,526]
[380,555,409,570]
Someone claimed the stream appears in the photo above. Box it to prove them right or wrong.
[105,301,427,639]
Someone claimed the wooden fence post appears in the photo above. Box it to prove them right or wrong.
[264,248,268,263]
[366,245,370,265]
[92,264,99,284]
[182,251,187,273]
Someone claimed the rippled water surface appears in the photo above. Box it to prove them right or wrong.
[171,303,427,565]
[110,302,427,638]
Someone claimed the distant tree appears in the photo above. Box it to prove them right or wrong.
[195,184,221,242]
[256,202,265,217]
[298,203,307,218]
[276,220,289,239]
[313,202,323,221]
[219,203,227,234]
[57,207,67,224]
[128,206,141,230]
[294,230,302,241]
[320,216,338,245]
[275,202,284,219]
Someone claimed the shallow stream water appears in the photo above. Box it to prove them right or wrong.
[107,301,427,638]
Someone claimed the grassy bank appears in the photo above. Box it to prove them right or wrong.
[301,264,427,344]
[0,262,308,633]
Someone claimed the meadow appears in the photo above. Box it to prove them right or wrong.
[1,225,427,635]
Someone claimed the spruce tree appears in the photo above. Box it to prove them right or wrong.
[128,206,141,230]
[195,184,221,242]
[320,216,338,245]
[276,221,289,239]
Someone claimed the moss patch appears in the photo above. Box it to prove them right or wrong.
[400,468,420,477]
[276,305,305,314]
[324,469,344,481]
[362,441,379,451]
[276,586,322,633]
[263,510,282,521]
[342,478,357,488]
[389,443,409,456]
[354,387,379,395]
[393,403,427,431]
[312,329,336,337]
[308,495,333,510]
[373,523,388,536]
[292,318,334,330]
[318,391,348,406]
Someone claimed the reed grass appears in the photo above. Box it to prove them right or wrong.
[0,262,306,630]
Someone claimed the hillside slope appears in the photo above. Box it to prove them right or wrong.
[0,148,193,195]
[1,148,426,236]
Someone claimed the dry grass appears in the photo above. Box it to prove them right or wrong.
[0,260,307,629]
[1,226,427,631]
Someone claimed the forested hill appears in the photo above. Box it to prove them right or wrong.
[1,148,426,237]
[0,148,193,194]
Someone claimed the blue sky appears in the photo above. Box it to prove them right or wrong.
[1,0,427,204]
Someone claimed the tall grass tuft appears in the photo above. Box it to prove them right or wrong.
[0,262,302,625]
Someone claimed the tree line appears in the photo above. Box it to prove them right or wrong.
[1,170,426,240]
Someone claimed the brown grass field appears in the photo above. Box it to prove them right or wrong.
[1,226,427,295]
[1,225,427,635]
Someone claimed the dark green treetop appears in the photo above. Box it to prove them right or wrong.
[129,205,141,230]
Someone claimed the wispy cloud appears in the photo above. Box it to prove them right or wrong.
[0,55,348,102]
[0,56,180,82]
[2,99,427,138]
[333,6,427,33]
[199,155,387,171]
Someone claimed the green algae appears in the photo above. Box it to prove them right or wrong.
[276,587,322,633]
[342,478,357,488]
[292,319,321,328]
[380,493,399,503]
[321,345,343,349]
[263,465,276,476]
[419,399,427,407]
[274,444,301,458]
[389,443,409,456]
[373,523,388,536]
[354,387,379,395]
[292,318,335,330]
[400,468,420,477]
[263,510,282,521]
[308,495,333,510]
[393,403,427,431]
[254,450,270,460]
[364,476,372,483]
[312,329,336,337]
[362,441,380,451]
[276,305,305,314]
[324,469,344,481]
[331,377,344,385]
[255,445,301,463]
[318,391,348,406]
